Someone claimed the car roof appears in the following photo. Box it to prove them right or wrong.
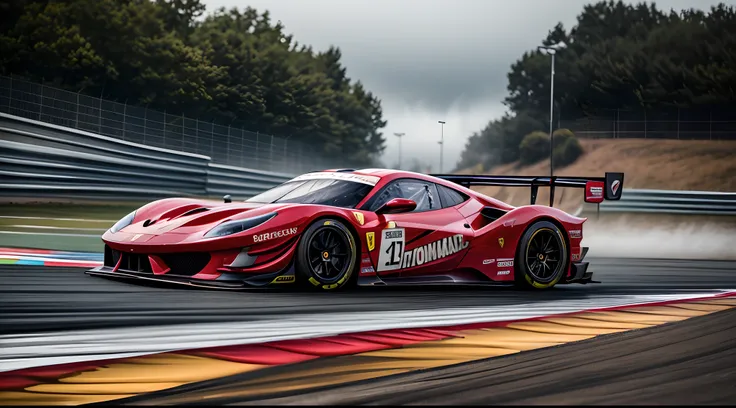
[300,168,516,210]
[317,168,442,182]
[314,168,468,190]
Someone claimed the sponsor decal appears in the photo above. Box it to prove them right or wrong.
[497,270,511,276]
[585,180,606,204]
[377,228,469,271]
[130,233,142,242]
[289,171,380,186]
[482,258,495,265]
[497,258,514,268]
[353,211,365,226]
[498,237,504,248]
[361,266,375,275]
[366,232,376,251]
[271,275,295,283]
[569,229,582,239]
[253,227,298,243]
[611,179,621,195]
[572,253,582,261]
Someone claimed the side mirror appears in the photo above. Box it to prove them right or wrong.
[376,198,416,214]
[223,194,232,203]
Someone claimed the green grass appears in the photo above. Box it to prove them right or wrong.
[0,203,143,252]
[0,203,142,220]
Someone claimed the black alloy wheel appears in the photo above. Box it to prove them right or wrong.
[515,220,568,289]
[525,228,563,284]
[307,226,351,283]
[295,218,358,291]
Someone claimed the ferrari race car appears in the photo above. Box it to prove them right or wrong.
[86,168,624,291]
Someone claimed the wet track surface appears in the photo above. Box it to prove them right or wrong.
[2,257,735,335]
[151,306,735,406]
[2,257,736,405]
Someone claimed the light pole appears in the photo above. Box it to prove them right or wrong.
[537,41,566,180]
[437,120,445,173]
[393,132,405,169]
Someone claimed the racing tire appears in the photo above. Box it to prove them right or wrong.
[514,220,568,290]
[294,218,359,291]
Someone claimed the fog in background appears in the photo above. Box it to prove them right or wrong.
[205,0,724,172]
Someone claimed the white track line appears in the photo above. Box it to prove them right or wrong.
[1,290,733,373]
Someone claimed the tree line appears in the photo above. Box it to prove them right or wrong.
[0,0,386,166]
[456,1,736,171]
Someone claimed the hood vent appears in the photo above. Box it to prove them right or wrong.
[181,207,211,217]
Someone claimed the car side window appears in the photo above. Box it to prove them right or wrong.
[436,184,469,208]
[369,179,440,213]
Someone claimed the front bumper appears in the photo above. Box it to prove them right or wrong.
[86,266,252,290]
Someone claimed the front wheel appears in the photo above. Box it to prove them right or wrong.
[515,220,568,290]
[294,218,359,291]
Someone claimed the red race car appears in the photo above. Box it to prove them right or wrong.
[86,168,624,291]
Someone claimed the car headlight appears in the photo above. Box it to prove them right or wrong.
[204,212,277,238]
[110,211,136,234]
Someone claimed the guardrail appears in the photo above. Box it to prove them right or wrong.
[4,111,734,214]
[206,163,295,201]
[598,189,736,215]
[0,113,294,202]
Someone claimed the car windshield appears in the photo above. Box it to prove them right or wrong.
[245,179,374,208]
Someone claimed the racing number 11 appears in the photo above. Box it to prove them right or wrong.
[385,241,403,267]
[377,228,406,272]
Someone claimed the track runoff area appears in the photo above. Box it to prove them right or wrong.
[1,248,736,405]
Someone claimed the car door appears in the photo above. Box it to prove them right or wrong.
[364,178,473,279]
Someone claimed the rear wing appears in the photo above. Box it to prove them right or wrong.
[430,172,624,207]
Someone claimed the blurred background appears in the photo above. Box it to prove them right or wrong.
[1,0,734,258]
[2,1,736,406]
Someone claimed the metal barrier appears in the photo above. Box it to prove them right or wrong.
[0,113,294,202]
[206,163,294,201]
[0,75,349,174]
[599,189,736,215]
[4,112,734,212]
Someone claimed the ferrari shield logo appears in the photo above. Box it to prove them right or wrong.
[352,211,365,226]
[366,232,376,251]
[498,237,504,248]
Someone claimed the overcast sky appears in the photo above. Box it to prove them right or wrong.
[203,0,726,172]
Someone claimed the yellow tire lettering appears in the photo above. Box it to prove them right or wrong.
[308,277,321,287]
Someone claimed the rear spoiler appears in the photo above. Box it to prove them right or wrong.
[430,172,624,207]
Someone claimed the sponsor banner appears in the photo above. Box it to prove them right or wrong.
[289,171,381,186]
[377,229,469,271]
[253,227,298,243]
[497,258,514,268]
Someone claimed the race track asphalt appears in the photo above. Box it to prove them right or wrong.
[2,257,735,335]
[133,305,736,405]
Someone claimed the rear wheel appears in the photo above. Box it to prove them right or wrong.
[515,220,568,290]
[295,218,358,291]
